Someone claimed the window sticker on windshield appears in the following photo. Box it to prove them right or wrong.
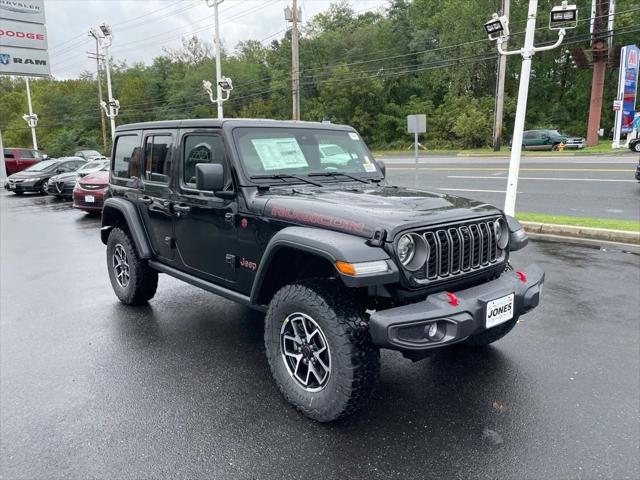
[251,138,308,170]
[349,132,359,140]
[363,163,376,172]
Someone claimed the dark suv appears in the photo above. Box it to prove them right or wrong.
[101,119,544,422]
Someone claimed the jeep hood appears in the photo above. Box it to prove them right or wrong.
[258,186,502,239]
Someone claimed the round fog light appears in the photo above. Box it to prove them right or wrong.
[425,322,446,341]
[428,323,438,338]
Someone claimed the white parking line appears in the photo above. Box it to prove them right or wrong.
[438,188,512,193]
[447,175,636,183]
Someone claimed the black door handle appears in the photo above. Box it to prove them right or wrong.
[141,196,153,205]
[173,204,191,214]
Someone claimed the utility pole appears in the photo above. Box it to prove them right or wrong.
[493,0,510,151]
[291,0,300,120]
[22,78,38,150]
[485,0,576,215]
[98,23,119,142]
[585,0,612,147]
[89,28,109,154]
[0,127,6,184]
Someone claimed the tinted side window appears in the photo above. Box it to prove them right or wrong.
[18,149,34,159]
[182,134,226,188]
[112,135,142,179]
[4,149,14,159]
[144,135,172,184]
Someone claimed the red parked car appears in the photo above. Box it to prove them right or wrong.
[3,148,48,175]
[72,169,109,213]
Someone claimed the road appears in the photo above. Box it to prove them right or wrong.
[1,192,639,479]
[380,153,640,221]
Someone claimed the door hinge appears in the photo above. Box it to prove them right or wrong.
[164,236,175,248]
[225,254,236,269]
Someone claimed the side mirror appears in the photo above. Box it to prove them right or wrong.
[196,163,224,192]
[42,154,48,159]
[376,160,386,177]
[56,168,64,174]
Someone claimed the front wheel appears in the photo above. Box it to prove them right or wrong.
[106,227,158,305]
[633,142,640,153]
[264,280,380,422]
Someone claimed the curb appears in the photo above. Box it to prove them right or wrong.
[521,221,640,245]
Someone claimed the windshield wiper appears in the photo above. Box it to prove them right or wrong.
[250,173,323,187]
[308,171,371,184]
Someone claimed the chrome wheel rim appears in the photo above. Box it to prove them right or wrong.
[112,244,130,288]
[280,312,331,392]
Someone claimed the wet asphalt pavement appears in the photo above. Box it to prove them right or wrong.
[1,191,639,479]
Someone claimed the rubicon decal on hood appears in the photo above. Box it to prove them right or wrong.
[270,206,365,233]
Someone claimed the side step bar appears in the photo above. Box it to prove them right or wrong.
[148,260,266,312]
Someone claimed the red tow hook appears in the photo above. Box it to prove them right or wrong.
[516,271,527,283]
[446,292,459,306]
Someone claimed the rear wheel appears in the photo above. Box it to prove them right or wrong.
[461,318,518,347]
[264,280,380,422]
[632,141,640,153]
[106,227,158,305]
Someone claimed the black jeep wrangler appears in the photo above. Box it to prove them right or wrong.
[101,119,544,422]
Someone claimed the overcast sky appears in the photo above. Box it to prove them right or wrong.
[44,0,388,79]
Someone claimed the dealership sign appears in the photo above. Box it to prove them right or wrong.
[0,0,49,76]
[0,19,47,49]
[0,0,45,24]
[620,45,639,134]
[0,45,49,76]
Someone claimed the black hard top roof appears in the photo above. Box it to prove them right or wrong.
[115,118,355,132]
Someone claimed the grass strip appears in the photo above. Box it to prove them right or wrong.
[517,212,640,233]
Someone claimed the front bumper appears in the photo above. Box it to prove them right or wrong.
[5,181,41,193]
[73,187,106,211]
[47,182,75,196]
[369,264,545,357]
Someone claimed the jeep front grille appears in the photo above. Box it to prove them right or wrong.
[411,217,506,283]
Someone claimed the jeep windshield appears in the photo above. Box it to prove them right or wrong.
[233,127,382,182]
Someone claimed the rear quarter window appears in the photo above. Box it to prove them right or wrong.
[112,134,142,179]
[3,149,14,159]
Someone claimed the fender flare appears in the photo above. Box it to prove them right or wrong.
[101,197,153,259]
[506,215,528,252]
[250,226,399,304]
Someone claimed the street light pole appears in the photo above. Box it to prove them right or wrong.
[486,0,575,216]
[89,28,109,154]
[96,23,119,143]
[23,78,38,150]
[291,0,300,120]
[206,0,225,119]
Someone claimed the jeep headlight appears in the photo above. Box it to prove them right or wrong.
[494,218,509,249]
[397,234,415,266]
[397,233,429,271]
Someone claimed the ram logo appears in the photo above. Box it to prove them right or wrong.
[0,54,10,65]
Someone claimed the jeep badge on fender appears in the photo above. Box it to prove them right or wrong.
[100,119,545,422]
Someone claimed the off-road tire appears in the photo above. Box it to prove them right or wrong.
[461,317,518,347]
[106,227,158,305]
[264,280,380,422]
